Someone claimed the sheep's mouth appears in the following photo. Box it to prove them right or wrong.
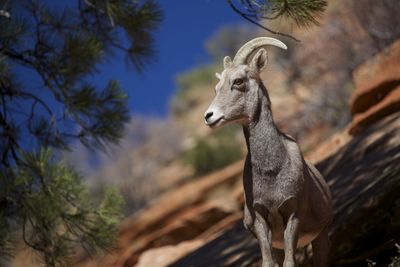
[206,116,224,128]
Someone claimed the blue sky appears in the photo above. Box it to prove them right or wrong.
[9,0,247,157]
[95,0,244,117]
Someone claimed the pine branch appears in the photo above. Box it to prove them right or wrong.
[0,1,162,265]
[228,0,327,41]
[227,0,299,41]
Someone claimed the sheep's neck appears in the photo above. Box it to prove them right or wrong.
[243,86,286,175]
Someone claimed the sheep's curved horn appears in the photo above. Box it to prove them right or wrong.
[233,37,287,65]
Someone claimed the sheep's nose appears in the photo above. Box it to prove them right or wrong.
[204,111,213,121]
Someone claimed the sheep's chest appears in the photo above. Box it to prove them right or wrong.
[248,169,299,213]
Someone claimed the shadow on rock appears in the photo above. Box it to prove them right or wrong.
[317,113,400,266]
[169,112,400,267]
[168,222,261,267]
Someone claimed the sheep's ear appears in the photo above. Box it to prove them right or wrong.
[250,48,268,71]
[223,56,232,69]
[215,73,222,80]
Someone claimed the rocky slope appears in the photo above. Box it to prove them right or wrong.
[70,37,400,267]
[70,110,400,267]
[349,39,400,135]
[10,1,400,266]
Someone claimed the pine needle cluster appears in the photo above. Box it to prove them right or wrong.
[0,0,162,265]
[1,149,123,266]
[260,0,327,27]
[228,0,327,40]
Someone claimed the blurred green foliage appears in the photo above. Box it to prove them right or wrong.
[205,24,259,60]
[176,64,217,93]
[171,64,218,116]
[184,126,242,176]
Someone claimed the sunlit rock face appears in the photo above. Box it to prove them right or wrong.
[168,113,400,267]
[349,39,400,135]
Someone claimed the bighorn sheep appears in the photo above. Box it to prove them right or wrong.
[204,37,332,267]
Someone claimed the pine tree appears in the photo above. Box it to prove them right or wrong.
[0,0,162,266]
[228,0,327,41]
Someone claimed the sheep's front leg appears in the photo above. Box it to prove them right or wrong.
[244,202,256,237]
[254,210,276,267]
[283,213,299,267]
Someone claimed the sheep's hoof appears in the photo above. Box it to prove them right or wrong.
[261,262,278,267]
[283,260,297,267]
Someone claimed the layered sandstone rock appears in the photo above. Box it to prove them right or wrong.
[72,161,244,267]
[169,112,400,267]
[349,39,400,135]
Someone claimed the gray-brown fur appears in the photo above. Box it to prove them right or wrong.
[204,38,332,267]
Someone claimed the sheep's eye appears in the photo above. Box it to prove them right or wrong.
[233,78,244,86]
